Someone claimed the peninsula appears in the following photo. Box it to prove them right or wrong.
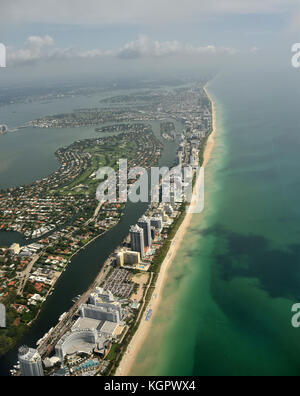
[2,83,214,376]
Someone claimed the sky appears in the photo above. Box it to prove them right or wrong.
[0,0,299,84]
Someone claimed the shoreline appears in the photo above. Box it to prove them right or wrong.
[115,84,218,376]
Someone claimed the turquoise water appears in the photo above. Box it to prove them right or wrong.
[132,65,300,376]
[1,68,300,376]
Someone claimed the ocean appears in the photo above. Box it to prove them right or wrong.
[130,64,300,376]
[1,66,300,376]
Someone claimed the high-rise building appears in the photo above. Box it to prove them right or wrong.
[80,303,121,323]
[130,225,145,258]
[137,216,152,248]
[117,250,141,267]
[151,227,155,240]
[82,288,123,323]
[18,346,44,377]
[164,204,174,215]
[89,287,115,305]
[150,216,163,232]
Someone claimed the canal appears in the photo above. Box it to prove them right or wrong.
[0,120,182,375]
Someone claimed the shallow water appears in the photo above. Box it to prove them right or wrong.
[131,65,300,376]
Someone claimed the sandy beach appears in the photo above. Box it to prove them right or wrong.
[115,84,217,376]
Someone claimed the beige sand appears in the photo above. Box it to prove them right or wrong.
[131,273,150,302]
[115,84,217,376]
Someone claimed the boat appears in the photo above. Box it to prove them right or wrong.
[59,312,67,321]
[72,294,81,303]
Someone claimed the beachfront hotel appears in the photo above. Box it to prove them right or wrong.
[137,216,152,249]
[18,346,44,377]
[55,289,123,361]
[130,225,145,258]
[117,250,141,268]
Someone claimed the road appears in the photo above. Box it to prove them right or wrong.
[37,256,113,357]
[16,254,40,296]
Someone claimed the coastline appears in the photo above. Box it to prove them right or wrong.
[115,83,217,376]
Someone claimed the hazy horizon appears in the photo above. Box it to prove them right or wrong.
[0,0,299,85]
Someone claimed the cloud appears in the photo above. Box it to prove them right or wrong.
[8,35,55,65]
[6,34,243,66]
[7,35,110,65]
[26,35,54,48]
[0,0,297,25]
[118,35,237,59]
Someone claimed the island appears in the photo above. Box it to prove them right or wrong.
[0,83,214,377]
